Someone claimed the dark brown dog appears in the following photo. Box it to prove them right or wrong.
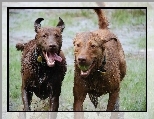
[16,17,67,111]
[73,9,126,114]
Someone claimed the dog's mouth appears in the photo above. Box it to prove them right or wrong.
[43,51,62,67]
[78,61,95,78]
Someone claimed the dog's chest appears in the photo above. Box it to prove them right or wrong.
[32,69,58,99]
[31,64,62,99]
[33,81,51,99]
[85,73,108,108]
[86,73,108,95]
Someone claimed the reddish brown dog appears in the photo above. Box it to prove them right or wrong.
[73,9,126,114]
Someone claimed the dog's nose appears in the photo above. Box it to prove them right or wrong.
[49,44,56,49]
[78,57,86,63]
[49,44,57,50]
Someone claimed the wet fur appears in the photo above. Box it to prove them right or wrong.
[16,18,67,111]
[73,9,126,114]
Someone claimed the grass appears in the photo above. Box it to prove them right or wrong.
[9,9,146,33]
[128,36,146,51]
[110,9,146,28]
[9,45,22,110]
[120,55,146,111]
[59,66,74,111]
[9,9,94,33]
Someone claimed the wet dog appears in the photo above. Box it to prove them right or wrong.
[16,17,67,111]
[73,9,126,113]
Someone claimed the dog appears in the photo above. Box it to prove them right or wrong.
[16,17,67,111]
[73,9,126,115]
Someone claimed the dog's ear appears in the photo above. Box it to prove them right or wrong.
[101,37,118,50]
[103,37,117,44]
[34,18,44,33]
[16,43,27,51]
[56,17,65,32]
[102,33,118,44]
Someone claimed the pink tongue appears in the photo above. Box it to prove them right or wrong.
[53,53,62,62]
[47,52,62,62]
[44,52,62,67]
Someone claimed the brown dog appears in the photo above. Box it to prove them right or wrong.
[16,17,67,111]
[73,9,126,113]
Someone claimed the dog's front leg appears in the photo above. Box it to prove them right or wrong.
[73,93,86,119]
[73,87,87,111]
[73,86,86,119]
[106,89,120,111]
[73,76,87,111]
[73,98,84,111]
[21,75,33,111]
[49,95,59,111]
[22,87,31,111]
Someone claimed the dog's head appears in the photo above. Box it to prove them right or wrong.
[34,17,65,67]
[73,32,107,78]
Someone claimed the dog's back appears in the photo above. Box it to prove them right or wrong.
[94,9,126,80]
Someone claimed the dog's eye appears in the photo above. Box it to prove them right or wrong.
[42,34,46,38]
[54,33,60,38]
[76,44,80,47]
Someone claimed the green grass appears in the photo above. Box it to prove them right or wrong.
[59,66,74,111]
[129,36,146,50]
[9,9,146,32]
[9,45,22,110]
[120,54,146,111]
[9,9,94,33]
[110,9,146,27]
[137,37,147,49]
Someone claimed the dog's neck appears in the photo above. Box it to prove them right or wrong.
[97,38,117,74]
[33,47,46,65]
[97,51,106,74]
[97,55,106,74]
